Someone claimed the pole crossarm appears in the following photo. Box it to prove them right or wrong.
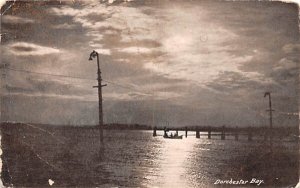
[93,84,107,88]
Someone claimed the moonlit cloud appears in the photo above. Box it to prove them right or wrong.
[143,54,257,84]
[2,15,35,24]
[118,47,155,54]
[94,48,111,55]
[51,23,77,29]
[282,43,300,54]
[274,58,298,71]
[49,3,159,48]
[115,58,131,63]
[6,42,60,56]
[105,90,182,101]
[4,92,97,102]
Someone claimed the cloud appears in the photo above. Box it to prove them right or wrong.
[107,0,136,4]
[51,23,77,29]
[49,4,159,51]
[103,90,182,101]
[274,58,298,71]
[86,31,104,41]
[282,43,300,54]
[103,92,148,101]
[117,47,155,54]
[88,41,103,48]
[94,48,111,55]
[0,0,5,8]
[7,42,60,56]
[1,15,35,24]
[3,74,93,95]
[49,6,83,17]
[143,54,256,85]
[3,92,96,102]
[115,58,131,63]
[277,0,300,4]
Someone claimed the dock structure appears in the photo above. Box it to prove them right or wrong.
[152,126,295,141]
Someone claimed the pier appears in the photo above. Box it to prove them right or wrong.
[152,126,296,141]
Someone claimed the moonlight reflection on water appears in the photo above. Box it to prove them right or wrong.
[147,133,197,188]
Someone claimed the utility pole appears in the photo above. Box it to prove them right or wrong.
[89,50,107,143]
[264,92,274,151]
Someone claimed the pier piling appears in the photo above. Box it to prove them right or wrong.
[221,133,225,140]
[196,130,200,138]
[185,127,188,138]
[221,126,225,140]
[235,132,239,141]
[153,127,157,137]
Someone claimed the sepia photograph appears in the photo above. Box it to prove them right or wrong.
[0,0,299,187]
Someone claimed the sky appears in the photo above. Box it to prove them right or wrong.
[0,0,299,127]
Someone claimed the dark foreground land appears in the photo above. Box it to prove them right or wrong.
[0,122,299,187]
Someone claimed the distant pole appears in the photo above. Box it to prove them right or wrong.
[264,92,274,150]
[89,50,107,143]
[264,92,273,130]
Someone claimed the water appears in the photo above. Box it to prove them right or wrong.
[0,124,298,187]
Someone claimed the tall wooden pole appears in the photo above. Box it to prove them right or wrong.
[90,50,107,143]
[264,92,274,151]
[96,54,103,142]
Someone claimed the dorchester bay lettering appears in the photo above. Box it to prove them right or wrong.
[214,178,264,186]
